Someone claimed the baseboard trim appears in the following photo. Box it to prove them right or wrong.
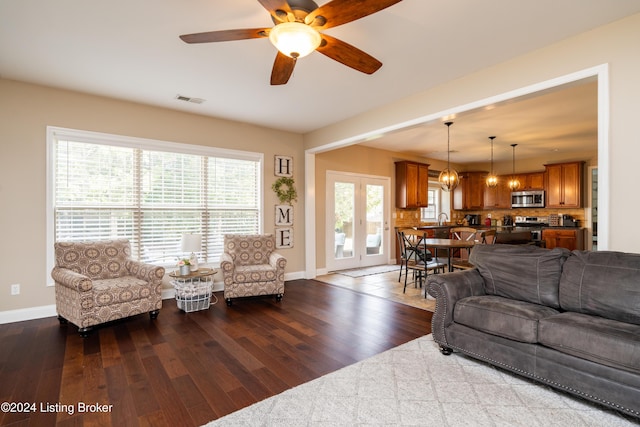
[0,304,58,324]
[1,271,308,324]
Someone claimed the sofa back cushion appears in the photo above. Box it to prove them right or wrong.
[54,239,131,280]
[560,250,640,325]
[224,234,275,266]
[469,244,570,308]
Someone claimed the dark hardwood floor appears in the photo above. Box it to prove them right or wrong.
[0,279,432,427]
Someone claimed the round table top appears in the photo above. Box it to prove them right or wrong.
[169,267,217,279]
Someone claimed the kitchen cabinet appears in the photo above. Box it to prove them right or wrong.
[395,161,430,208]
[516,172,545,190]
[484,177,511,209]
[454,172,486,210]
[545,162,583,208]
[542,228,585,251]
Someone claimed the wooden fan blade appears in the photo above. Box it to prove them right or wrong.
[316,34,382,74]
[180,28,270,44]
[271,51,297,85]
[305,0,402,30]
[257,0,293,22]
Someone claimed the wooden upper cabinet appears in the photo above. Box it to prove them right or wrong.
[525,172,545,190]
[484,177,511,209]
[545,162,583,208]
[454,172,486,210]
[513,172,545,190]
[395,161,430,208]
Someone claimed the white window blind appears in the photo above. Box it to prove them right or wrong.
[50,128,262,266]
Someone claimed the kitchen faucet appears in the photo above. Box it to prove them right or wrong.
[438,212,449,226]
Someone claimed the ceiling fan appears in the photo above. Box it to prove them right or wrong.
[179,0,403,85]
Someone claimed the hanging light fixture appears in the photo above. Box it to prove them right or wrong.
[508,143,521,190]
[486,136,498,188]
[438,121,459,192]
[269,22,322,59]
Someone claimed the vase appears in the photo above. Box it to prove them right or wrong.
[179,265,190,276]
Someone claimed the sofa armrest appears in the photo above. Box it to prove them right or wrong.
[269,252,287,271]
[51,267,93,292]
[219,252,234,282]
[427,269,485,345]
[125,259,165,284]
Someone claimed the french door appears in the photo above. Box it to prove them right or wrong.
[326,171,390,271]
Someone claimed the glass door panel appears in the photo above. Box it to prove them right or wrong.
[334,181,354,260]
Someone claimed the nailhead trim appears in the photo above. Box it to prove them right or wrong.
[431,339,640,418]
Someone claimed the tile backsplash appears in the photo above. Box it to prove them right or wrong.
[395,207,588,228]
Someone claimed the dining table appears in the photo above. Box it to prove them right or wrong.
[419,238,476,272]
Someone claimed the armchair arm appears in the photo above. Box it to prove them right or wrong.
[125,259,165,284]
[427,269,485,345]
[51,267,93,292]
[269,252,287,272]
[219,252,234,283]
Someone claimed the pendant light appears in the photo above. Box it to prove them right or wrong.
[508,143,521,190]
[438,121,459,192]
[486,136,498,188]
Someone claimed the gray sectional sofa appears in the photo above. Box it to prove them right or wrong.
[427,244,640,418]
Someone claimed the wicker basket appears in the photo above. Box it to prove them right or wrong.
[174,280,213,312]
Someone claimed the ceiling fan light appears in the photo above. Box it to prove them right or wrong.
[269,22,321,59]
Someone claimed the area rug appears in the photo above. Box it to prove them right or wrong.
[337,264,400,278]
[203,335,637,426]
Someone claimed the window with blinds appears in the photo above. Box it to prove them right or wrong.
[48,127,262,267]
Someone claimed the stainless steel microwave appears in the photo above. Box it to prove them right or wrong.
[511,190,545,208]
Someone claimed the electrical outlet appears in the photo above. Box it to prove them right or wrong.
[11,284,20,295]
[487,213,492,218]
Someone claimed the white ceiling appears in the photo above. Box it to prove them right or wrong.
[362,78,599,164]
[1,1,639,161]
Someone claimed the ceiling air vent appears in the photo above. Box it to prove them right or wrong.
[175,94,205,104]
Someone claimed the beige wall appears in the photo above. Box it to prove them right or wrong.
[315,145,449,267]
[306,13,640,254]
[0,79,304,313]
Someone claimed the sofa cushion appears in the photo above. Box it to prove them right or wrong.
[92,276,153,307]
[469,244,570,308]
[454,295,560,343]
[559,250,640,326]
[539,312,640,374]
[232,264,277,284]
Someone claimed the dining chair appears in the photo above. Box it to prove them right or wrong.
[396,229,410,283]
[449,227,478,271]
[451,228,497,270]
[400,229,446,294]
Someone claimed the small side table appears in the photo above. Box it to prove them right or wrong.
[169,268,217,312]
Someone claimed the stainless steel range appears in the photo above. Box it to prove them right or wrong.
[514,216,548,242]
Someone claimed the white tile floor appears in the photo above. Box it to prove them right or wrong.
[316,268,436,311]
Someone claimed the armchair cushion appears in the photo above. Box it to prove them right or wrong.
[224,234,275,266]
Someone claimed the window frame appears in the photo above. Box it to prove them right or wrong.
[46,126,264,286]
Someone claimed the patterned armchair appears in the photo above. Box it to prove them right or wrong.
[219,234,287,306]
[52,239,165,337]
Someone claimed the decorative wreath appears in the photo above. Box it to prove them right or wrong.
[272,177,297,205]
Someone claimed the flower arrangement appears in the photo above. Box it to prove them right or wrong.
[177,258,191,266]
